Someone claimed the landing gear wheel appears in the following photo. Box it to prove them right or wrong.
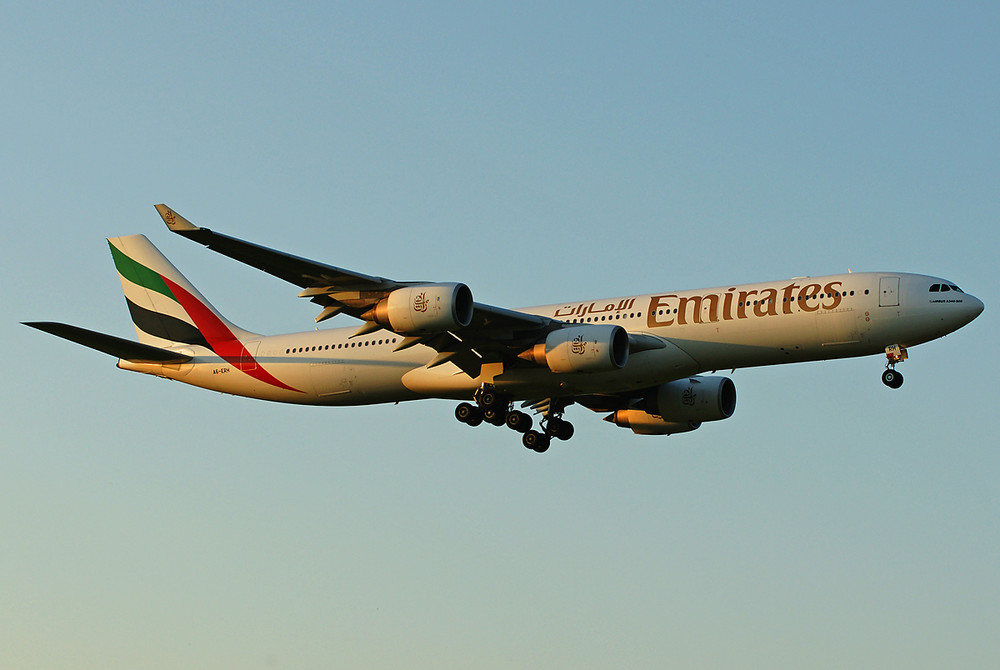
[455,402,475,423]
[455,402,483,426]
[479,390,499,408]
[882,369,904,389]
[483,407,508,426]
[505,410,532,433]
[545,417,575,441]
[522,430,550,452]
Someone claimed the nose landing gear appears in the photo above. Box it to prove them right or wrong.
[882,344,907,389]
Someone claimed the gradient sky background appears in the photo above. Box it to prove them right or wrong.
[3,2,998,668]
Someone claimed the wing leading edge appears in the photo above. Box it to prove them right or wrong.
[154,205,559,376]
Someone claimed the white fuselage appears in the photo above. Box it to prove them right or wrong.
[119,272,983,405]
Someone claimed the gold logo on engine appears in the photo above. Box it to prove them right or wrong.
[413,291,429,312]
[571,334,586,355]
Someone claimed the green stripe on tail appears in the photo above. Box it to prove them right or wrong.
[108,242,177,302]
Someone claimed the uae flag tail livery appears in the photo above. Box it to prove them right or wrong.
[106,235,300,394]
[109,235,253,349]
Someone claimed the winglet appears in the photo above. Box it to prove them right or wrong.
[154,204,200,232]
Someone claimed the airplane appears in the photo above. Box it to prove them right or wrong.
[25,205,984,452]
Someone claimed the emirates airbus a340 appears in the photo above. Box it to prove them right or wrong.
[26,205,984,452]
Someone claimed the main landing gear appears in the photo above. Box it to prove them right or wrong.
[881,344,907,389]
[454,386,575,453]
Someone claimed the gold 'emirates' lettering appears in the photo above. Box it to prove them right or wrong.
[798,283,822,312]
[645,281,843,329]
[754,288,779,317]
[781,283,800,314]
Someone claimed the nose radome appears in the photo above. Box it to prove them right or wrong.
[968,294,985,320]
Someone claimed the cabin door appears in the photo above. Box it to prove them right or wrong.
[879,277,899,307]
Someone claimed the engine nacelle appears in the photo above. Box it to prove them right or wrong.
[366,283,474,334]
[607,409,701,435]
[520,325,629,373]
[650,376,737,423]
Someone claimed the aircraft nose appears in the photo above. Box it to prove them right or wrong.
[966,293,985,321]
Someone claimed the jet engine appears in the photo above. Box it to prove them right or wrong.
[364,283,474,334]
[651,376,736,422]
[519,324,629,373]
[607,376,737,435]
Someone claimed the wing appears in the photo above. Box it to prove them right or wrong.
[154,205,557,376]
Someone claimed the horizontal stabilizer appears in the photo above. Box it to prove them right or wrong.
[23,322,193,363]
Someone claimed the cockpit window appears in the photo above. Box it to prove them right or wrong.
[949,284,963,293]
[941,284,951,292]
[930,284,940,292]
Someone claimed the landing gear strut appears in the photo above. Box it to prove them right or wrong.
[454,385,574,453]
[882,344,907,389]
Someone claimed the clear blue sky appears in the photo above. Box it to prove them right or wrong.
[3,2,998,668]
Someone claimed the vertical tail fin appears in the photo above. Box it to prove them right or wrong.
[108,234,257,348]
